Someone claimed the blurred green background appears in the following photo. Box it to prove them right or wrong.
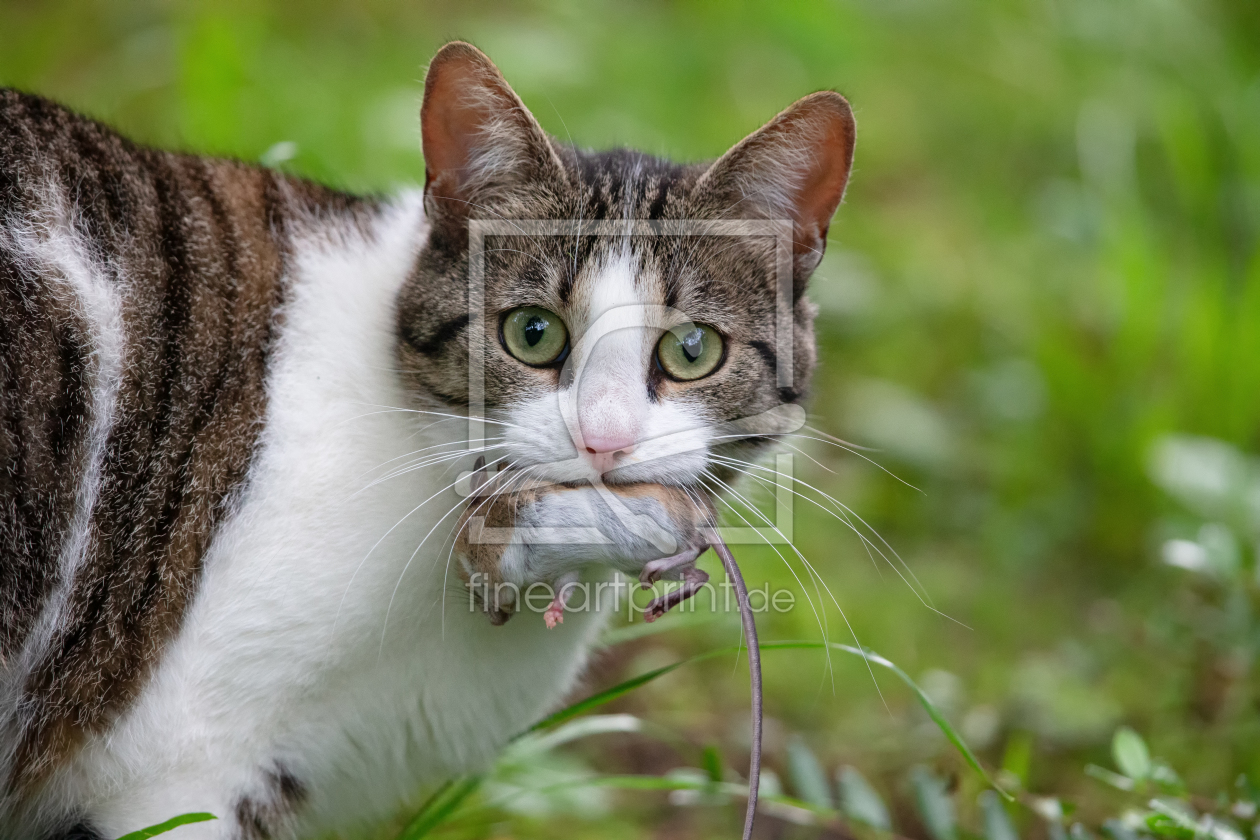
[5,1,1260,838]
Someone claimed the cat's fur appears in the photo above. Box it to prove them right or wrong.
[0,42,853,839]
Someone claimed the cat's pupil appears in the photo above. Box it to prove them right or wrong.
[681,329,704,362]
[524,316,547,347]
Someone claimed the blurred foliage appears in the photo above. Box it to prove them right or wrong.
[5,0,1260,837]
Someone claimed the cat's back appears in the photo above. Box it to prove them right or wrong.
[0,88,372,813]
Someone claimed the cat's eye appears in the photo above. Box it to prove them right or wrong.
[656,323,724,381]
[500,306,569,367]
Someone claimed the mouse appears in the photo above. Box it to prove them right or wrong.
[453,462,715,625]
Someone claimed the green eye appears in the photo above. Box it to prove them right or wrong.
[656,323,724,381]
[501,306,569,367]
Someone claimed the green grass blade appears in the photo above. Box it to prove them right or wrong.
[528,638,1008,800]
[116,813,216,840]
[707,640,1010,798]
[450,773,718,821]
[702,744,725,784]
[404,637,1006,837]
[528,647,736,732]
[527,661,690,732]
[396,775,484,840]
[816,642,1014,802]
[527,642,823,734]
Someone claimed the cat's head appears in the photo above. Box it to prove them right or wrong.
[397,41,853,506]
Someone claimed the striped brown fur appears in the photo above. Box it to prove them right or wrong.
[0,88,375,794]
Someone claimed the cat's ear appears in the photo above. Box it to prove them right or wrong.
[694,91,855,289]
[420,42,563,221]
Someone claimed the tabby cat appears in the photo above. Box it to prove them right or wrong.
[0,41,854,839]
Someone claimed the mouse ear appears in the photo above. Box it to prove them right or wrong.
[420,41,564,223]
[692,91,856,295]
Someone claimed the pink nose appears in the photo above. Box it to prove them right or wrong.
[582,434,636,475]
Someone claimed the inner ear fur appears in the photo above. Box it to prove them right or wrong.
[693,91,856,291]
[420,41,564,221]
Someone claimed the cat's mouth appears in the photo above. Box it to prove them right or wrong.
[454,468,715,626]
[493,444,713,489]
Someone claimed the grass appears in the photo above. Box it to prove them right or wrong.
[4,0,1260,837]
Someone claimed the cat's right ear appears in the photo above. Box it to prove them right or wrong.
[420,42,563,223]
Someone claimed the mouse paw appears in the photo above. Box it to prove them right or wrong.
[543,572,580,629]
[639,544,707,589]
[643,566,710,623]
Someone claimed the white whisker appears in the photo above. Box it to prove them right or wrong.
[329,453,511,646]
[349,403,526,431]
[705,471,892,706]
[700,471,835,686]
[357,442,520,495]
[378,454,515,656]
[709,429,922,493]
[355,435,508,483]
[710,453,966,629]
[438,463,540,635]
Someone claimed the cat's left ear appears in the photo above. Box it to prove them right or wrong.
[694,91,855,292]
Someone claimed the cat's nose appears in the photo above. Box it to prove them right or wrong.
[582,435,636,476]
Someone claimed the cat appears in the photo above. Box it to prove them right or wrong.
[0,40,854,839]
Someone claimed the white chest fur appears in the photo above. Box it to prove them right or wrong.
[67,195,606,838]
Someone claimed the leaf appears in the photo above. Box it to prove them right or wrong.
[787,735,834,810]
[1001,731,1034,788]
[527,652,720,733]
[527,642,775,734]
[566,773,717,792]
[838,765,891,830]
[980,789,1019,840]
[1112,727,1151,781]
[1145,799,1199,840]
[911,765,957,840]
[702,744,725,784]
[1086,763,1136,791]
[116,813,217,840]
[510,714,645,759]
[665,766,732,808]
[484,754,610,820]
[1149,761,1186,795]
